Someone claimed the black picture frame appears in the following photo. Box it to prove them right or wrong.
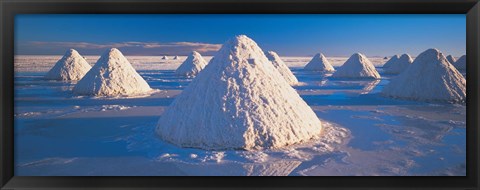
[1,0,479,189]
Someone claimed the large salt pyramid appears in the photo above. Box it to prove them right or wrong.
[175,51,208,77]
[304,53,335,72]
[382,49,465,103]
[265,51,299,85]
[454,55,466,71]
[384,54,413,74]
[44,49,92,81]
[331,53,380,79]
[446,55,456,65]
[156,35,323,150]
[382,55,399,68]
[73,48,152,96]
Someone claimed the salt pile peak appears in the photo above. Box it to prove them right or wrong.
[384,54,413,74]
[175,51,208,77]
[162,56,169,60]
[304,53,335,72]
[265,51,299,85]
[454,55,466,71]
[173,56,179,60]
[383,55,399,68]
[446,55,456,65]
[73,48,152,96]
[332,53,381,79]
[382,48,466,103]
[44,49,92,81]
[156,35,323,150]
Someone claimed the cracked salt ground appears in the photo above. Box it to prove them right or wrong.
[14,55,465,176]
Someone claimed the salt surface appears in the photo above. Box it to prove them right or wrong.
[384,54,413,74]
[446,55,456,65]
[383,55,399,68]
[73,48,153,97]
[156,35,323,150]
[453,55,466,71]
[44,49,92,81]
[265,51,299,85]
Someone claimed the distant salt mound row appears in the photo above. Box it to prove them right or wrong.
[304,53,335,72]
[384,54,413,74]
[44,49,92,81]
[382,55,399,68]
[156,35,323,150]
[382,48,466,103]
[331,53,381,79]
[73,48,152,97]
[162,56,169,60]
[446,55,456,65]
[454,55,466,71]
[175,51,208,77]
[265,51,299,85]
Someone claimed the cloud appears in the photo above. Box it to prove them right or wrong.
[22,41,222,55]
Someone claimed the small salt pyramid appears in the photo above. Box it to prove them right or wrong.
[383,55,399,68]
[44,49,92,81]
[454,55,466,71]
[384,54,413,74]
[265,51,299,85]
[162,56,169,60]
[304,53,335,72]
[173,56,179,60]
[175,51,207,77]
[156,35,323,150]
[332,53,380,79]
[446,55,456,65]
[382,49,465,103]
[73,48,152,96]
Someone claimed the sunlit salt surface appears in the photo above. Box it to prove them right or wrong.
[14,55,465,176]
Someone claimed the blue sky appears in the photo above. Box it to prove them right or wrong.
[15,14,466,57]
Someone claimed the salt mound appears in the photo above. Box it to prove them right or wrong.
[265,51,299,85]
[331,53,380,79]
[162,56,169,60]
[454,55,466,71]
[173,56,179,60]
[383,55,399,68]
[156,35,323,150]
[384,54,413,74]
[175,51,208,77]
[446,55,456,65]
[304,53,335,72]
[382,48,465,103]
[44,49,92,81]
[73,48,152,96]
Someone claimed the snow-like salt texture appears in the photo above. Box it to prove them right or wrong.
[162,56,169,60]
[175,51,208,77]
[303,53,335,72]
[265,51,298,85]
[73,48,153,97]
[156,35,323,150]
[382,48,466,103]
[44,49,92,81]
[384,54,413,74]
[331,53,380,79]
[446,55,456,65]
[383,55,399,68]
[454,55,466,71]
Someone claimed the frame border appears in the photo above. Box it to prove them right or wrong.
[1,0,479,189]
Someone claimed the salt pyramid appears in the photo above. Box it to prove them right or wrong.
[331,53,381,79]
[446,55,456,65]
[156,35,323,150]
[265,51,298,85]
[175,51,208,77]
[162,56,169,60]
[73,48,152,96]
[383,55,399,68]
[304,53,335,72]
[44,49,92,81]
[382,49,465,103]
[454,55,466,71]
[173,56,179,60]
[384,54,413,74]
